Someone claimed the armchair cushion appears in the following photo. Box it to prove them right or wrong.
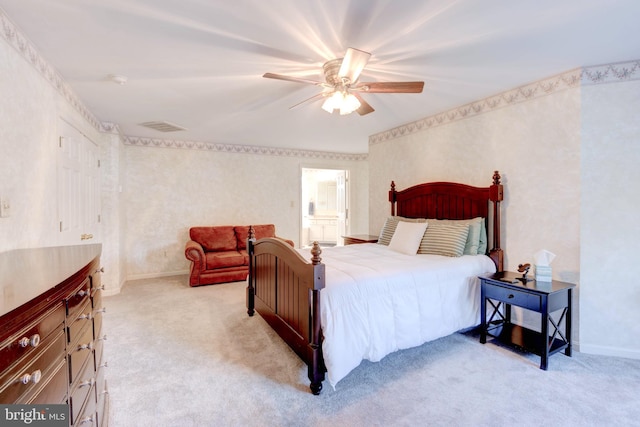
[206,251,245,270]
[190,226,237,251]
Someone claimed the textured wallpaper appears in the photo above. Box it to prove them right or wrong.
[579,79,640,356]
[123,145,368,278]
[369,88,582,284]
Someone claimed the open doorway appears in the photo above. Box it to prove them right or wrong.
[301,168,349,248]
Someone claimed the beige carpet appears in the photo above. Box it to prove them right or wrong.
[104,275,640,427]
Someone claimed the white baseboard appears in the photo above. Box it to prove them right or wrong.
[103,276,128,297]
[103,270,190,297]
[579,343,640,360]
[126,269,190,282]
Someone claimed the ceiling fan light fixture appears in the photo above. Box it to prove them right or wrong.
[321,91,342,113]
[322,91,360,115]
[340,93,361,115]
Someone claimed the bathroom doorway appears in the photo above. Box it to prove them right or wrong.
[301,168,349,248]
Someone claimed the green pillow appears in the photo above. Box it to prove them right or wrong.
[418,222,470,257]
[432,217,484,255]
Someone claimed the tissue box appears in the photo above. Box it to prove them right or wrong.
[535,265,552,282]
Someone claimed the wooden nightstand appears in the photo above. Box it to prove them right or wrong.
[479,271,575,370]
[342,234,379,245]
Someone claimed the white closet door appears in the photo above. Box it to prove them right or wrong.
[58,119,101,245]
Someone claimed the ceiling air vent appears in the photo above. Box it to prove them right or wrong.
[138,121,187,132]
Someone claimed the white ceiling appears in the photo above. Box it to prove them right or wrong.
[2,0,639,153]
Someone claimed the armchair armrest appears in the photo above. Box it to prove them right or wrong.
[185,240,206,272]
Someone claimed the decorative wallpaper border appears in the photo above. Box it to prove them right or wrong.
[369,59,640,145]
[581,59,640,85]
[123,136,368,161]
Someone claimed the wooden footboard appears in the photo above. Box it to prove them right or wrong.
[246,232,326,394]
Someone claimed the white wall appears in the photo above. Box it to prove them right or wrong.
[122,143,368,279]
[580,79,640,358]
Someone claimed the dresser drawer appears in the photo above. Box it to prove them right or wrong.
[68,323,94,384]
[68,298,93,345]
[25,359,67,404]
[69,352,96,426]
[0,303,65,374]
[94,333,106,373]
[484,283,541,311]
[0,330,66,403]
[92,288,106,339]
[66,277,91,318]
[75,397,97,427]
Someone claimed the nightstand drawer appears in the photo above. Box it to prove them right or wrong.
[484,283,541,311]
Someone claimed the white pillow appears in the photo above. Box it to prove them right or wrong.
[388,221,428,255]
[377,216,426,246]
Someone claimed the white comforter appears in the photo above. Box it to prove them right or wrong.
[299,243,496,388]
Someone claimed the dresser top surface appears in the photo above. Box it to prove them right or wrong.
[0,244,102,318]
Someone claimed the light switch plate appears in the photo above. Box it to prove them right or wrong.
[0,198,10,218]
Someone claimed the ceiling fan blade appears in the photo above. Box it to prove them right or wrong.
[357,81,424,93]
[338,47,371,83]
[288,92,326,110]
[263,73,324,86]
[352,93,374,116]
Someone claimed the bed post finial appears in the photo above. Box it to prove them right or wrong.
[492,170,501,186]
[389,181,397,216]
[311,241,322,265]
[248,225,255,241]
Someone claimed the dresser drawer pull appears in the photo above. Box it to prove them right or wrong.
[99,361,108,369]
[97,334,107,342]
[76,289,88,297]
[78,414,95,425]
[79,378,95,388]
[78,312,93,321]
[95,307,107,314]
[18,333,41,348]
[94,267,105,274]
[78,342,94,351]
[19,369,42,385]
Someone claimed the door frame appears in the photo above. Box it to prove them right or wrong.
[300,166,350,247]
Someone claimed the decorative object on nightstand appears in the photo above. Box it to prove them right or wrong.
[533,249,555,282]
[342,234,379,245]
[517,263,531,281]
[479,271,575,370]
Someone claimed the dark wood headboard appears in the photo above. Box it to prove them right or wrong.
[389,171,504,271]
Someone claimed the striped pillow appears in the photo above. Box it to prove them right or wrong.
[418,222,470,257]
[377,216,427,246]
[432,217,484,255]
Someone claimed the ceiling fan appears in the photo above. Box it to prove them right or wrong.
[263,47,424,116]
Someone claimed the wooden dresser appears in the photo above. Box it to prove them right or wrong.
[0,244,108,426]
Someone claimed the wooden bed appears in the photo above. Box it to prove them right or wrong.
[246,171,504,394]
